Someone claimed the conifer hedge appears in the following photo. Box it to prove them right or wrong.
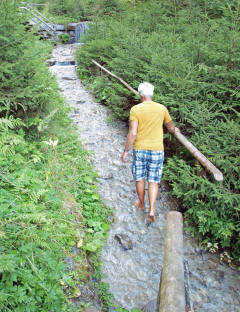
[30,0,123,22]
[77,0,240,262]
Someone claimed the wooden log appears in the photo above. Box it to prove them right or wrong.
[174,131,223,181]
[91,59,223,182]
[159,211,185,312]
[91,59,139,96]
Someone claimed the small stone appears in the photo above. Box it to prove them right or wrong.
[62,76,77,80]
[216,270,225,282]
[66,257,75,271]
[99,173,113,180]
[114,233,133,250]
[112,159,121,166]
[207,259,218,270]
[46,59,56,66]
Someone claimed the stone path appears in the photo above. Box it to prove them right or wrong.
[49,44,240,312]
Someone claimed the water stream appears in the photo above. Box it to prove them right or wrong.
[75,22,89,43]
[49,44,240,312]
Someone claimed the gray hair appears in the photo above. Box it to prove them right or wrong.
[138,82,154,97]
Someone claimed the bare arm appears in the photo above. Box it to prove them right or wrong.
[164,120,180,134]
[122,120,138,162]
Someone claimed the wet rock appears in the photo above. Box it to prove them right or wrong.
[141,299,157,312]
[56,61,75,66]
[78,285,96,302]
[67,23,78,31]
[114,233,133,250]
[66,257,75,271]
[68,37,75,44]
[216,270,225,282]
[207,258,218,270]
[77,284,101,309]
[99,173,113,180]
[46,59,56,66]
[62,76,77,80]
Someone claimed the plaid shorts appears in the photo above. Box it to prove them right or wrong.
[132,149,164,183]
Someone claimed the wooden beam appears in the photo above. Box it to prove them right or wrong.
[91,59,139,96]
[174,131,223,181]
[91,59,223,182]
[159,211,185,312]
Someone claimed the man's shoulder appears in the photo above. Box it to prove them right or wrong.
[151,101,167,109]
[130,103,143,113]
[131,102,144,108]
[130,101,167,112]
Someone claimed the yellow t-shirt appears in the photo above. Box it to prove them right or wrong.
[129,101,172,151]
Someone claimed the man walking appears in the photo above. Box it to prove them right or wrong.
[122,82,179,222]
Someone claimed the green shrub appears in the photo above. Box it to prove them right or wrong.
[0,2,58,118]
[59,32,70,43]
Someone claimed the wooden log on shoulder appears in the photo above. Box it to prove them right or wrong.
[159,211,185,312]
[91,59,224,182]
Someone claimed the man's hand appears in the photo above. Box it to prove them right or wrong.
[122,120,138,163]
[165,121,180,134]
[122,151,128,163]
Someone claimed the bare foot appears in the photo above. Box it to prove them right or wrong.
[135,200,145,211]
[147,210,155,222]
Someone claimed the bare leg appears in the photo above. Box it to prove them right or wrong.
[135,180,145,210]
[147,182,159,222]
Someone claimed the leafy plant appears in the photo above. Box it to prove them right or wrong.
[59,32,70,43]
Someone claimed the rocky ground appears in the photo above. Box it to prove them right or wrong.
[49,44,240,312]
